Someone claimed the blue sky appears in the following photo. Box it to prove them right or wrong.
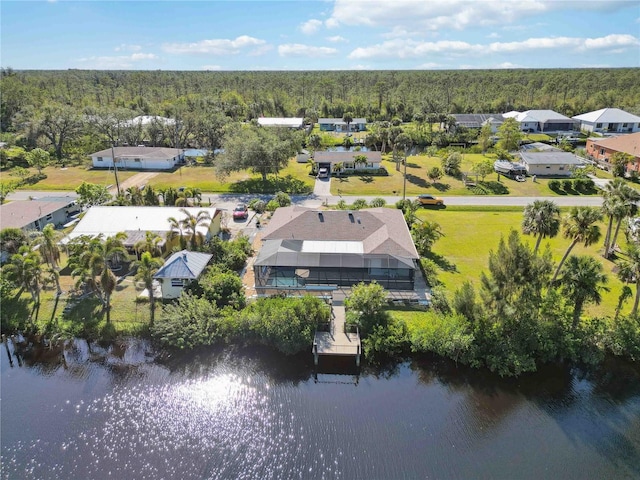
[2,0,639,70]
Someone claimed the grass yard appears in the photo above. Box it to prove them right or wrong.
[148,158,314,194]
[331,153,599,197]
[418,206,630,318]
[1,165,139,191]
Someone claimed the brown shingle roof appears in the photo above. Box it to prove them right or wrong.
[261,206,418,258]
[588,132,640,157]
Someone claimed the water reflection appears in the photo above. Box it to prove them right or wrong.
[2,340,640,480]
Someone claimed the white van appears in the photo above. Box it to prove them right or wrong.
[318,167,329,178]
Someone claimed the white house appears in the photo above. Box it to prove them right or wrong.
[519,151,585,176]
[503,110,577,133]
[64,206,222,252]
[0,196,78,232]
[154,250,212,299]
[313,151,382,175]
[573,108,640,134]
[89,146,185,171]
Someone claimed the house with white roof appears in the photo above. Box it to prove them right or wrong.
[89,146,185,170]
[503,110,577,133]
[257,117,304,129]
[154,250,213,299]
[573,108,640,134]
[64,206,222,252]
[519,151,585,176]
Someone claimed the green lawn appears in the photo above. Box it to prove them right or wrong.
[331,153,600,197]
[148,159,314,193]
[418,207,630,318]
[1,165,139,191]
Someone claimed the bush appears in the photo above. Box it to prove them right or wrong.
[407,312,474,364]
[274,191,292,207]
[352,198,368,210]
[266,199,280,212]
[548,179,562,191]
[234,296,330,355]
[345,281,389,336]
[362,318,408,359]
[370,197,386,208]
[562,179,574,191]
[248,198,266,213]
[337,199,347,210]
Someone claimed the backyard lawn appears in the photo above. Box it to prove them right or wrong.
[418,206,630,318]
[2,165,139,191]
[331,153,603,197]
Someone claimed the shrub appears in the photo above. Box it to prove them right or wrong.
[274,191,292,207]
[266,199,280,212]
[362,318,409,359]
[548,179,562,191]
[352,198,368,210]
[336,199,347,210]
[369,197,386,208]
[248,198,266,213]
[407,312,474,364]
[562,179,574,191]
[345,281,389,336]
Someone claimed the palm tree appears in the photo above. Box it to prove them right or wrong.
[306,158,317,175]
[125,186,143,206]
[134,231,163,259]
[191,187,203,206]
[522,200,561,255]
[3,246,43,305]
[552,207,602,282]
[133,252,164,325]
[342,112,353,133]
[167,216,186,250]
[180,208,211,250]
[601,178,640,258]
[333,162,344,178]
[557,255,608,329]
[617,243,640,317]
[37,223,61,269]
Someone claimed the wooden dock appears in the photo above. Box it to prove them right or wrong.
[313,305,361,366]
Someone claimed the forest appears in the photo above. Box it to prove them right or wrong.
[2,68,640,135]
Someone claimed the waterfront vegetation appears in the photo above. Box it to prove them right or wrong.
[2,68,640,376]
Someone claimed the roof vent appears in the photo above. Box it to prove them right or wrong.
[317,211,324,222]
[357,217,361,224]
[347,211,355,223]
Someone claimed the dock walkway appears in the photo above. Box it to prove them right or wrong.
[313,304,361,366]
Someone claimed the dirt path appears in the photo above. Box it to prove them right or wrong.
[108,172,159,195]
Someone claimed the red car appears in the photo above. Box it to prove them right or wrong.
[233,204,249,220]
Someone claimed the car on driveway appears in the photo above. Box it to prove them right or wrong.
[417,194,444,206]
[233,204,248,220]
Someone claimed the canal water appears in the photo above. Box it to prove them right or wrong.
[2,338,639,479]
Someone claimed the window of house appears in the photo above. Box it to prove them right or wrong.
[171,278,184,287]
[97,157,103,162]
[601,149,605,155]
[367,162,374,168]
[623,123,628,127]
[596,123,602,128]
[559,166,565,170]
[134,158,141,162]
[344,162,354,169]
[546,166,551,169]
[45,213,53,220]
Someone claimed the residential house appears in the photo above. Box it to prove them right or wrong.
[0,196,78,232]
[313,151,382,175]
[254,207,419,295]
[586,132,640,171]
[154,249,213,299]
[64,206,222,252]
[257,117,304,129]
[452,113,505,133]
[89,146,185,171]
[519,151,585,176]
[573,108,640,134]
[318,118,367,132]
[503,110,577,133]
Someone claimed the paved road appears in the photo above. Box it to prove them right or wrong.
[6,189,605,209]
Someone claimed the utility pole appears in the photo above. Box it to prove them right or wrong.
[402,152,407,202]
[110,145,121,196]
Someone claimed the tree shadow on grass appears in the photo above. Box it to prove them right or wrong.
[469,181,509,195]
[406,174,430,189]
[432,182,451,192]
[229,175,312,194]
[424,251,458,273]
[359,175,374,183]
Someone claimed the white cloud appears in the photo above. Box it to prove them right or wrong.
[326,35,347,43]
[299,19,323,35]
[74,53,158,69]
[163,36,267,55]
[495,62,525,69]
[201,65,222,71]
[348,34,640,60]
[328,0,548,30]
[278,44,338,57]
[487,32,501,39]
[115,44,142,52]
[415,62,444,69]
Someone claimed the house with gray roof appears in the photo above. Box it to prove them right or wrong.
[312,151,382,175]
[154,249,213,299]
[319,118,367,132]
[254,206,419,294]
[452,113,505,132]
[0,196,78,232]
[503,110,577,133]
[519,151,585,176]
[89,146,185,170]
[573,108,640,134]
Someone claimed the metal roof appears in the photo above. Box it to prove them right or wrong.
[519,151,584,165]
[573,108,640,124]
[154,250,212,279]
[313,151,382,164]
[257,117,304,128]
[89,146,183,159]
